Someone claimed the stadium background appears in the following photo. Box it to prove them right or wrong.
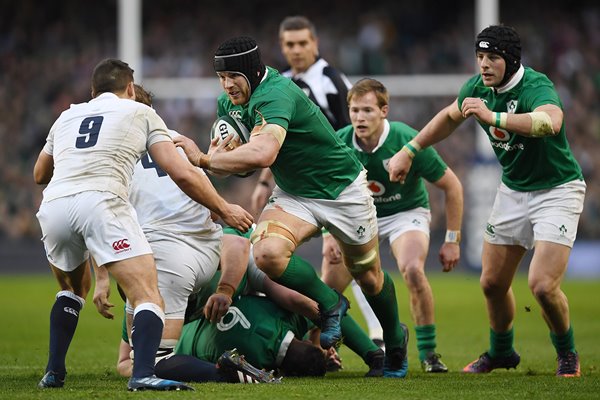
[0,0,598,277]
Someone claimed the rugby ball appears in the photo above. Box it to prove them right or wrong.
[210,115,250,148]
[210,115,255,178]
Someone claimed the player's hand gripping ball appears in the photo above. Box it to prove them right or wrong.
[210,115,254,177]
[210,115,250,149]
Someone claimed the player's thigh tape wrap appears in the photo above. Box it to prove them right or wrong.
[345,247,378,274]
[251,220,298,247]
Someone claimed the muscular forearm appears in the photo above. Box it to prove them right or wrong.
[208,143,272,173]
[415,106,463,149]
[174,169,230,216]
[444,187,463,232]
[219,235,251,291]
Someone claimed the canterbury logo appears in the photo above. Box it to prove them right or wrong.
[478,41,490,48]
[64,307,79,317]
[112,239,130,251]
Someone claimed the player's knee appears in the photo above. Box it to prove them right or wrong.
[252,246,288,278]
[528,277,559,302]
[399,261,425,286]
[480,276,509,298]
[353,271,382,296]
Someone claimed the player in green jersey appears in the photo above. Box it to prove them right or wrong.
[115,228,385,380]
[175,36,409,377]
[322,78,463,373]
[388,25,585,377]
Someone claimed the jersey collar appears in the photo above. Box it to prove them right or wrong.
[352,119,390,153]
[495,64,525,94]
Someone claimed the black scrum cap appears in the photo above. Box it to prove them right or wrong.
[476,25,521,85]
[214,36,266,95]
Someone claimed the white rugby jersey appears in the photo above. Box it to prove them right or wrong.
[41,92,171,202]
[129,130,222,238]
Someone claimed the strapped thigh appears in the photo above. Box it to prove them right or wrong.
[251,220,298,248]
[345,246,379,274]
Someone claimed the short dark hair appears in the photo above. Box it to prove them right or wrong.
[279,339,326,377]
[134,84,153,106]
[279,16,317,39]
[91,58,134,97]
[348,78,389,108]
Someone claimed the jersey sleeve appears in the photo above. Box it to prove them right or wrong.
[252,90,294,131]
[521,78,562,111]
[43,128,55,155]
[145,109,172,147]
[413,145,448,183]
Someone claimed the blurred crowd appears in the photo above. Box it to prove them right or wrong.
[1,0,599,240]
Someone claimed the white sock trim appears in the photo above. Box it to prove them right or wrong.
[133,302,165,324]
[56,290,85,308]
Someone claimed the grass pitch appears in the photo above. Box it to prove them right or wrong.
[1,272,598,399]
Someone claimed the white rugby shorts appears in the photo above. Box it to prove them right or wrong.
[36,191,152,271]
[377,207,431,245]
[484,180,586,249]
[145,230,221,319]
[264,169,378,245]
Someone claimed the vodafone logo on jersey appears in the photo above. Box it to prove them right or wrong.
[489,126,511,141]
[367,180,385,196]
[112,239,131,253]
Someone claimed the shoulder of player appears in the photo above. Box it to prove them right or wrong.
[387,121,419,144]
[521,67,554,89]
[253,70,299,100]
[336,125,354,142]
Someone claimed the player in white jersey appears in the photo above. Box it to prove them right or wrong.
[93,85,224,376]
[33,59,253,391]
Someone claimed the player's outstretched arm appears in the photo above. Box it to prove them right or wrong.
[149,141,253,232]
[389,99,465,183]
[174,124,283,175]
[262,274,320,321]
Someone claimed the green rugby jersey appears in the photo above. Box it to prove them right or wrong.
[175,294,309,370]
[458,66,582,191]
[217,67,363,199]
[338,120,447,217]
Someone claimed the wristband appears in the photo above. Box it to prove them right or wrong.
[494,112,508,129]
[216,282,236,298]
[408,139,422,152]
[444,230,461,244]
[400,145,415,159]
